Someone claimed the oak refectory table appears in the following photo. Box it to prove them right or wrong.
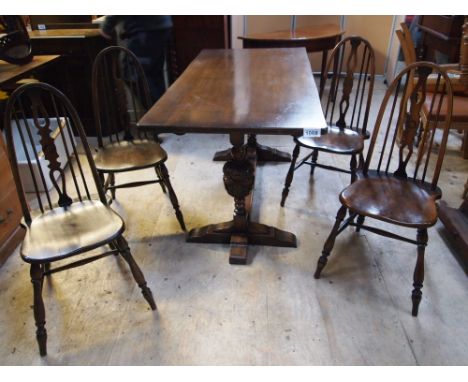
[138,48,327,265]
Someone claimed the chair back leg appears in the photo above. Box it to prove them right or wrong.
[159,163,186,231]
[115,236,157,310]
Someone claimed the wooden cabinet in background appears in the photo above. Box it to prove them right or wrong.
[0,133,24,266]
[168,16,230,82]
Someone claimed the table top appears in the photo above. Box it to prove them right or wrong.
[29,29,102,39]
[239,24,345,43]
[138,48,327,136]
[0,55,60,85]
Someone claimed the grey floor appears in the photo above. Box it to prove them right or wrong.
[0,79,467,365]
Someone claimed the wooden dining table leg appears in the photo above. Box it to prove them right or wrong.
[213,134,291,162]
[187,133,297,264]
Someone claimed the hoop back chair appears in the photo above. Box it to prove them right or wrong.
[3,82,156,356]
[92,46,186,230]
[281,36,376,206]
[314,62,454,316]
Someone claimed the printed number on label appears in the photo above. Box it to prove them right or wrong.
[303,128,321,137]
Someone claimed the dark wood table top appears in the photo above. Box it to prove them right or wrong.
[238,24,345,43]
[138,48,327,136]
[0,55,60,85]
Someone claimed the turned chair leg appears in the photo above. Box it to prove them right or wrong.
[412,228,428,316]
[355,215,365,232]
[109,173,116,199]
[281,143,301,207]
[350,154,357,183]
[30,263,47,356]
[159,163,186,231]
[314,205,348,279]
[115,236,157,310]
[155,165,167,194]
[310,149,319,176]
[98,171,105,189]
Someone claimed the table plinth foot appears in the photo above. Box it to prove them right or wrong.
[229,235,248,265]
[187,220,297,265]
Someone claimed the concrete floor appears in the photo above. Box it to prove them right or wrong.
[0,79,467,365]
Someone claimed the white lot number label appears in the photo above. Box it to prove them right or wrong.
[303,128,321,138]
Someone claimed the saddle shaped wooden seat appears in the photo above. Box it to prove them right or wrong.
[93,139,167,172]
[341,171,440,228]
[22,200,124,263]
[296,126,364,155]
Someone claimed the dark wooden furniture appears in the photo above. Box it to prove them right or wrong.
[0,54,60,87]
[3,82,156,356]
[29,29,110,136]
[438,196,468,273]
[91,46,186,230]
[168,15,230,82]
[314,62,454,316]
[212,23,344,163]
[0,54,60,130]
[239,24,345,93]
[138,48,327,265]
[397,21,468,159]
[417,15,465,63]
[29,15,98,31]
[281,36,376,207]
[0,132,24,266]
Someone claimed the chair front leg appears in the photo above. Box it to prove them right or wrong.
[115,236,157,311]
[281,143,301,207]
[314,205,348,279]
[30,263,47,356]
[412,228,428,316]
[109,173,116,199]
[350,154,357,183]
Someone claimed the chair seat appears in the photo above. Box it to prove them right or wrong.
[296,126,364,154]
[340,173,439,228]
[21,200,124,263]
[94,140,167,172]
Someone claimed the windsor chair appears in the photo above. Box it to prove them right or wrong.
[3,82,156,356]
[314,62,454,316]
[280,36,376,207]
[92,46,186,230]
